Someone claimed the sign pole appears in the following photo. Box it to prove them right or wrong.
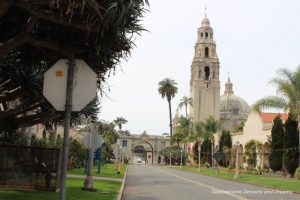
[98,148,101,174]
[60,53,75,200]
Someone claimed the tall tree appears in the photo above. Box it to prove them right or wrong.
[283,116,299,176]
[158,78,178,144]
[219,130,232,152]
[113,117,128,131]
[189,122,209,163]
[200,116,221,165]
[269,115,284,171]
[178,96,193,117]
[253,67,300,166]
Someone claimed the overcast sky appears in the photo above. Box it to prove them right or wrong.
[98,0,300,135]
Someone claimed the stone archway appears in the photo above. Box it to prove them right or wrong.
[133,142,154,164]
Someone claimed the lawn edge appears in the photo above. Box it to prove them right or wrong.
[171,166,300,195]
[117,165,128,200]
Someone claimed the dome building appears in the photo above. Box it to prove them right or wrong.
[220,77,250,131]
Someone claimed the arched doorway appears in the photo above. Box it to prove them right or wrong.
[133,142,154,164]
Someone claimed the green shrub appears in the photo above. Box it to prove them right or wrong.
[296,167,300,180]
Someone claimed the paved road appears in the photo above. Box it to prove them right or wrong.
[122,165,300,200]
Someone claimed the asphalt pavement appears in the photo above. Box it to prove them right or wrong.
[121,165,300,200]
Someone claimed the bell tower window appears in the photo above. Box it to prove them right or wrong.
[204,66,210,80]
[205,32,208,38]
[205,47,209,57]
[201,33,203,38]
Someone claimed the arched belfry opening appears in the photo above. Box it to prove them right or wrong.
[204,66,210,80]
[205,47,209,57]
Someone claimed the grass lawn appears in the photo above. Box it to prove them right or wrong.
[68,163,127,178]
[174,166,300,193]
[0,178,121,200]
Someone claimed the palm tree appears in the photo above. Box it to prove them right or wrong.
[178,96,193,117]
[253,67,300,166]
[114,117,128,131]
[200,116,221,166]
[188,122,209,166]
[253,67,300,119]
[158,78,178,145]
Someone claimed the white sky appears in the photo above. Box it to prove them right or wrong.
[98,0,300,135]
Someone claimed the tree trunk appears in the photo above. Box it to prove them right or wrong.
[185,104,188,117]
[168,99,173,145]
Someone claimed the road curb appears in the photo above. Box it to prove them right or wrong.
[117,165,128,200]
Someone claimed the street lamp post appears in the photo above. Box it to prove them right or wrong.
[180,149,183,169]
[234,140,240,179]
[169,152,172,167]
[197,145,201,172]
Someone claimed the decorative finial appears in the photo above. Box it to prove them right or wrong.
[228,72,230,82]
[205,6,207,17]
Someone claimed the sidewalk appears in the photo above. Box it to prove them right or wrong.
[67,174,123,182]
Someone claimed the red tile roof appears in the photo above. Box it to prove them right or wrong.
[259,113,288,123]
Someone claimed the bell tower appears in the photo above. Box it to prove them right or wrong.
[189,13,220,122]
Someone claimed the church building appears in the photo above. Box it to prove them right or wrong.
[189,14,250,131]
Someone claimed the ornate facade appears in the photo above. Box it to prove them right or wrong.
[189,14,220,123]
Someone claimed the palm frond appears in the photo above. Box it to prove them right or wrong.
[252,96,288,112]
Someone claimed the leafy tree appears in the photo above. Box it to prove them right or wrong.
[97,120,118,162]
[173,116,192,147]
[269,115,284,171]
[201,138,212,164]
[0,130,27,145]
[68,137,86,168]
[158,78,178,144]
[283,116,299,176]
[244,140,258,167]
[219,130,232,151]
[160,146,186,165]
[218,130,232,166]
[178,96,193,117]
[233,121,245,132]
[113,117,128,131]
[102,129,119,145]
[193,142,199,163]
[172,131,186,146]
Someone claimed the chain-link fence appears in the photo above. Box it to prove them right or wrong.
[0,144,61,191]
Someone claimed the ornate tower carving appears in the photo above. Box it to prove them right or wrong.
[189,14,220,122]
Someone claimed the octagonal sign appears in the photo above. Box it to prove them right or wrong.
[43,59,97,111]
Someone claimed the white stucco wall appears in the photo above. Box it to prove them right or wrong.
[232,112,270,148]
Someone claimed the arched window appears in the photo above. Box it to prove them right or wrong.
[205,32,208,38]
[201,33,203,38]
[205,47,209,57]
[204,66,210,80]
[232,108,239,115]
